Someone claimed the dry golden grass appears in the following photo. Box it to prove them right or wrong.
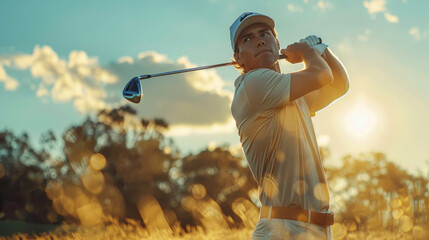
[2,220,428,240]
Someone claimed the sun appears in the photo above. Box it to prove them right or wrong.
[343,101,379,140]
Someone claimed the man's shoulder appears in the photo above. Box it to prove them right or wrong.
[235,68,282,88]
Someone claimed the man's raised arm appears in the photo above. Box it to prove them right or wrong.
[321,48,350,94]
[282,42,334,102]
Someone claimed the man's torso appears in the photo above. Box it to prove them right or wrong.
[231,68,330,212]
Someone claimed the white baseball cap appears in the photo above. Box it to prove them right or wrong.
[230,12,275,51]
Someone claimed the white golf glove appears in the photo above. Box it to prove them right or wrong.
[299,35,328,55]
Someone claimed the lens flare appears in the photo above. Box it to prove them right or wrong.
[343,101,379,140]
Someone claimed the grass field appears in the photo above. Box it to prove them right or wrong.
[1,220,428,240]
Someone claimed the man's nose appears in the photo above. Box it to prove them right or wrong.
[257,38,265,47]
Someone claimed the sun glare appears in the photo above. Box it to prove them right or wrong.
[343,101,379,140]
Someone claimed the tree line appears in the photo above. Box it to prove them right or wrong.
[0,106,427,234]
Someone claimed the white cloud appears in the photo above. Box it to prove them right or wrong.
[137,51,169,63]
[0,64,19,91]
[336,38,353,54]
[36,82,49,97]
[106,52,234,131]
[1,47,234,135]
[363,0,386,15]
[117,56,134,64]
[287,4,303,12]
[30,46,67,84]
[1,45,118,114]
[384,12,398,23]
[363,0,399,23]
[357,29,371,42]
[409,27,421,41]
[314,0,332,11]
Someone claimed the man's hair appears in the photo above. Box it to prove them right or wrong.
[232,27,278,74]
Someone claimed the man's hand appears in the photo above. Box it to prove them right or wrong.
[299,35,328,55]
[281,42,317,64]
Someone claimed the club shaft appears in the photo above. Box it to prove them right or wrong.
[138,54,287,80]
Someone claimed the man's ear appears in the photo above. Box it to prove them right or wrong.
[234,51,243,65]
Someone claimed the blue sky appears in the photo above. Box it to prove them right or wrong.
[1,0,428,174]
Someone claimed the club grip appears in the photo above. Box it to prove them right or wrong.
[279,37,322,60]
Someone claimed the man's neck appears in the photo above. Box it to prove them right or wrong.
[244,61,281,73]
[272,61,281,73]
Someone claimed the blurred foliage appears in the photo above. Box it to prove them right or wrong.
[0,106,428,238]
[325,152,428,234]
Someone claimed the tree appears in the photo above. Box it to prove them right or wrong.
[0,130,61,223]
[178,146,257,229]
[58,106,179,225]
[325,152,428,232]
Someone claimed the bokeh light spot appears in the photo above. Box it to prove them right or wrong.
[163,146,171,154]
[181,196,197,212]
[190,183,207,200]
[60,195,75,215]
[391,198,402,209]
[399,215,413,232]
[313,183,330,203]
[276,150,286,163]
[45,180,64,200]
[163,209,177,226]
[293,180,309,196]
[76,202,104,226]
[81,169,105,194]
[90,153,106,170]
[332,223,347,240]
[393,209,403,219]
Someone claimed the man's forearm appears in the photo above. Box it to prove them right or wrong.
[321,48,350,93]
[303,48,334,86]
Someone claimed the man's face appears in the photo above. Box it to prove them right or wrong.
[234,23,280,73]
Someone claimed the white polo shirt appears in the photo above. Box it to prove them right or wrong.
[231,68,331,213]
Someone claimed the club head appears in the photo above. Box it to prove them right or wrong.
[123,76,142,103]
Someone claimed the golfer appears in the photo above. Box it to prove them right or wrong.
[230,12,349,239]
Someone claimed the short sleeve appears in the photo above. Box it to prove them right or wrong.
[243,69,291,112]
[304,89,320,117]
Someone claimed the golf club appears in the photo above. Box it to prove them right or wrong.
[123,38,322,103]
